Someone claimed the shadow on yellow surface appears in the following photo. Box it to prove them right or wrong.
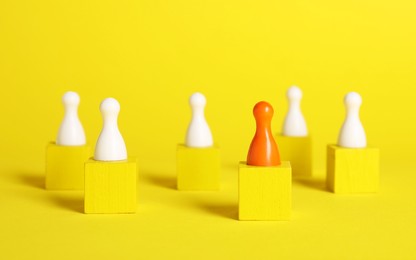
[294,177,328,193]
[15,172,45,190]
[142,170,177,190]
[50,194,84,213]
[197,203,238,220]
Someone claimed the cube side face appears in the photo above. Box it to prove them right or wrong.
[176,144,220,190]
[327,145,379,194]
[84,158,137,214]
[275,135,312,177]
[238,162,291,221]
[45,143,91,190]
[326,145,336,192]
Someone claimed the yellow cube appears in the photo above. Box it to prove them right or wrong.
[176,144,220,190]
[275,134,312,177]
[45,142,91,190]
[84,157,137,214]
[238,161,292,221]
[327,145,379,194]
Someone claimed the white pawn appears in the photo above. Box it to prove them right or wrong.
[185,92,213,147]
[282,86,308,136]
[94,98,127,161]
[56,91,86,146]
[338,92,367,148]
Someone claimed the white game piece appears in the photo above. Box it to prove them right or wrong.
[338,92,367,148]
[56,91,86,146]
[94,98,128,161]
[185,92,214,148]
[282,86,308,137]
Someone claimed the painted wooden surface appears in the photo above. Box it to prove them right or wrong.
[276,134,312,177]
[327,145,379,193]
[84,157,138,214]
[45,142,91,190]
[177,144,220,190]
[239,161,292,221]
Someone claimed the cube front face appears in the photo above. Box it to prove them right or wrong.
[84,157,137,214]
[327,145,379,194]
[45,142,91,190]
[275,134,312,177]
[238,161,292,221]
[176,144,220,190]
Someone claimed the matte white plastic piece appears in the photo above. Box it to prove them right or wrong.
[94,98,128,161]
[56,91,86,146]
[338,92,367,148]
[282,86,308,137]
[185,92,213,148]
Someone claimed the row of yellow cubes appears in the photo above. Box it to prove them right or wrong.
[45,135,379,219]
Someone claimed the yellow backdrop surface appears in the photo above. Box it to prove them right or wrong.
[1,0,416,259]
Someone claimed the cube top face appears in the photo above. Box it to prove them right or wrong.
[327,145,379,194]
[47,142,91,151]
[177,144,221,191]
[84,157,138,214]
[46,142,91,190]
[239,161,291,170]
[327,144,379,152]
[48,141,90,147]
[85,157,137,164]
[238,161,292,221]
[276,133,310,139]
[177,143,219,150]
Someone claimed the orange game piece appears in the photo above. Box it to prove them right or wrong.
[247,101,281,166]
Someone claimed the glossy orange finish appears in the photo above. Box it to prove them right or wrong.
[247,101,281,166]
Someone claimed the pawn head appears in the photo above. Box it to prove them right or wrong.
[253,101,274,121]
[189,92,206,108]
[287,86,303,101]
[100,97,120,116]
[62,91,80,106]
[344,92,362,108]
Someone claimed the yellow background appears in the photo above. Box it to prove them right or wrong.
[1,0,416,259]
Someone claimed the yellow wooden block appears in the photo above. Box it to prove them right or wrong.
[327,145,379,194]
[84,157,137,214]
[238,161,292,221]
[275,134,312,177]
[45,142,91,190]
[176,144,220,190]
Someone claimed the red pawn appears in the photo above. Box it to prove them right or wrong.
[247,101,281,166]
